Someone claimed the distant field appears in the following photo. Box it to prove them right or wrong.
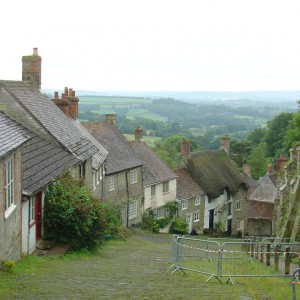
[79,96,153,105]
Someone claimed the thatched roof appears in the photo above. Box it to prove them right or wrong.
[185,149,247,199]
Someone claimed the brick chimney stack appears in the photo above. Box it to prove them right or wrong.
[276,153,287,173]
[181,139,191,158]
[105,114,117,125]
[243,164,251,176]
[67,88,79,120]
[267,164,273,174]
[220,135,230,156]
[52,91,69,116]
[135,127,143,141]
[22,47,42,89]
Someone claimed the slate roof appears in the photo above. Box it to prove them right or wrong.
[0,80,98,161]
[174,167,205,200]
[248,175,277,203]
[185,149,247,199]
[128,140,177,186]
[0,112,32,158]
[82,121,143,174]
[22,134,80,195]
[242,173,258,195]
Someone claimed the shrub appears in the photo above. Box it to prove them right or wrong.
[0,260,15,272]
[169,217,188,234]
[44,173,110,250]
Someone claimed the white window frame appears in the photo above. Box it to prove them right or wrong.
[108,176,115,191]
[5,156,16,219]
[130,169,137,184]
[151,185,156,197]
[156,206,165,219]
[92,170,97,190]
[96,169,100,185]
[79,162,86,178]
[163,181,169,193]
[29,197,35,224]
[194,211,200,222]
[99,166,103,181]
[237,219,244,231]
[195,195,201,206]
[236,200,241,211]
[182,199,188,210]
[128,200,138,220]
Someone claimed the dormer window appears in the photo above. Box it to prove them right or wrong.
[130,169,137,184]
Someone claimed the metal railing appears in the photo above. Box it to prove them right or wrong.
[168,235,300,284]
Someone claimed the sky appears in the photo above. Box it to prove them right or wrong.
[1,0,300,92]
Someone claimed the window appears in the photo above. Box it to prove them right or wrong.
[194,211,200,222]
[128,200,138,220]
[108,176,115,191]
[96,169,100,185]
[79,162,86,178]
[99,166,103,181]
[151,185,156,197]
[29,197,35,223]
[195,195,201,206]
[5,156,14,212]
[182,199,188,210]
[236,200,241,211]
[237,219,244,231]
[163,181,169,193]
[156,207,165,219]
[130,169,137,184]
[92,170,97,190]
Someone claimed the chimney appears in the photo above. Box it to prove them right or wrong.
[243,164,251,176]
[67,87,79,120]
[181,139,190,158]
[276,153,287,173]
[220,135,230,156]
[135,127,143,141]
[105,114,117,125]
[267,164,273,174]
[22,47,42,89]
[52,91,69,116]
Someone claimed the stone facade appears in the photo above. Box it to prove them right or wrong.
[0,150,23,261]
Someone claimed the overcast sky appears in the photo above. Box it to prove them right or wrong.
[1,0,300,92]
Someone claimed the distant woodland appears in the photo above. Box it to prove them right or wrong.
[78,95,300,178]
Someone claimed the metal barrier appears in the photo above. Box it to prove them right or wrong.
[168,235,300,284]
[291,268,300,300]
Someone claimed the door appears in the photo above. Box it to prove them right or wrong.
[186,214,192,234]
[35,192,42,241]
[227,219,232,236]
[209,209,214,230]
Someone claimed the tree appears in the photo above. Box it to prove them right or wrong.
[264,112,293,157]
[44,173,109,250]
[247,142,269,179]
[285,101,300,149]
[247,128,267,146]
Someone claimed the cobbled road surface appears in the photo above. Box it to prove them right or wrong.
[0,231,260,299]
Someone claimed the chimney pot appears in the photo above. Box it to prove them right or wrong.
[72,91,75,96]
[64,87,68,97]
[33,47,38,56]
[105,114,117,125]
[267,164,273,174]
[69,88,73,97]
[62,93,66,100]
[220,135,230,156]
[243,164,251,176]
[54,91,59,99]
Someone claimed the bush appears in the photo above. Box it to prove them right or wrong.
[44,173,110,250]
[169,217,188,234]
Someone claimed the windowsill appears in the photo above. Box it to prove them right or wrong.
[236,209,241,211]
[194,220,200,223]
[30,220,36,228]
[163,191,169,194]
[182,208,187,210]
[131,181,137,185]
[5,204,17,220]
[151,195,156,198]
[128,215,137,220]
[195,203,200,206]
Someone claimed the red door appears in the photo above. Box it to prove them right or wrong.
[35,192,42,241]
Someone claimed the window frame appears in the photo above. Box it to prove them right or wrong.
[195,195,201,206]
[29,197,35,224]
[108,175,115,191]
[151,185,156,197]
[128,200,138,220]
[5,156,15,217]
[181,199,188,210]
[156,206,165,219]
[163,181,169,193]
[236,200,241,211]
[130,169,137,184]
[79,162,86,178]
[194,211,200,222]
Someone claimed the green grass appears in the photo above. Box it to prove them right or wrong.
[79,96,153,105]
[124,134,161,148]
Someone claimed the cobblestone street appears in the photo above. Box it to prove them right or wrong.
[0,231,291,299]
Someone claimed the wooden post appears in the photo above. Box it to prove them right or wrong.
[250,242,254,257]
[274,244,279,271]
[266,243,271,266]
[260,244,264,263]
[285,246,291,275]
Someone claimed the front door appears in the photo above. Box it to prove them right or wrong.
[35,192,42,241]
[209,209,214,230]
[227,219,232,236]
[186,214,192,234]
